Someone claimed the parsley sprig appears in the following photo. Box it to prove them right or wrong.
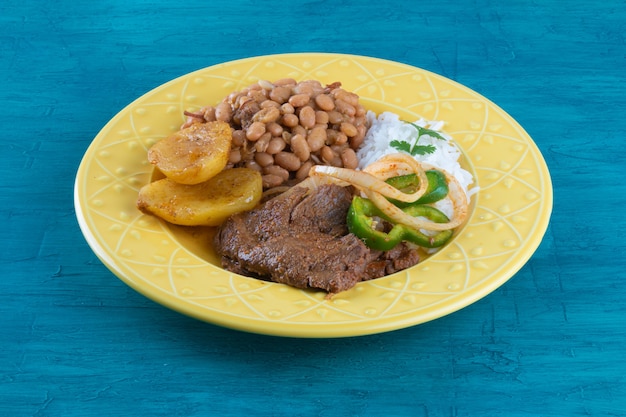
[390,122,446,156]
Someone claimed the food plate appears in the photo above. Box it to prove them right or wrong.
[74,53,552,337]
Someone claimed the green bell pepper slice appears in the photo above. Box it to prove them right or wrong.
[347,196,454,251]
[385,170,449,207]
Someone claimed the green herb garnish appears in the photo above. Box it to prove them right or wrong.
[390,122,446,156]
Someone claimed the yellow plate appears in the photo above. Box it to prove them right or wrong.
[74,53,552,338]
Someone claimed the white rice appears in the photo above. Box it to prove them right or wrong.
[357,111,477,201]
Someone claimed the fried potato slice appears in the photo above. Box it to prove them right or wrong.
[137,168,262,226]
[148,121,232,185]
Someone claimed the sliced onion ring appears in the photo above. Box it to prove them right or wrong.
[309,152,468,232]
[364,166,468,231]
[363,152,429,196]
[310,157,428,204]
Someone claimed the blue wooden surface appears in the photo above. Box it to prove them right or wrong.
[2,0,625,415]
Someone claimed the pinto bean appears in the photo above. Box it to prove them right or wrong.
[281,131,292,144]
[215,102,233,122]
[295,80,324,96]
[314,94,335,111]
[262,174,285,188]
[257,79,274,90]
[291,125,307,137]
[334,99,356,117]
[280,103,295,114]
[334,89,360,107]
[248,89,267,103]
[350,124,368,149]
[202,106,217,122]
[266,137,286,154]
[273,78,297,86]
[281,113,299,127]
[334,131,348,145]
[246,121,266,141]
[320,146,336,164]
[259,99,281,110]
[253,106,281,123]
[298,105,316,129]
[244,159,263,172]
[290,134,310,161]
[269,86,292,104]
[315,110,329,125]
[275,152,302,171]
[340,122,358,137]
[327,110,344,124]
[266,122,283,137]
[232,129,247,146]
[327,129,347,146]
[263,164,290,182]
[254,152,274,167]
[296,160,314,181]
[330,154,344,167]
[307,126,327,152]
[288,93,311,108]
[228,149,242,164]
[254,132,272,152]
[340,148,358,169]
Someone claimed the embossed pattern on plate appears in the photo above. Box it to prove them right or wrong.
[75,53,552,337]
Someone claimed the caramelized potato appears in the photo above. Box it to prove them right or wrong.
[137,168,262,226]
[148,121,232,185]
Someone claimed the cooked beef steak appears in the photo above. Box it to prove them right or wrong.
[215,184,371,293]
[362,242,421,280]
[214,183,421,293]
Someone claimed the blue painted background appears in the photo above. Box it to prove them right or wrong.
[2,0,625,415]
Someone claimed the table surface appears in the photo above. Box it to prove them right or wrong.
[2,1,625,416]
